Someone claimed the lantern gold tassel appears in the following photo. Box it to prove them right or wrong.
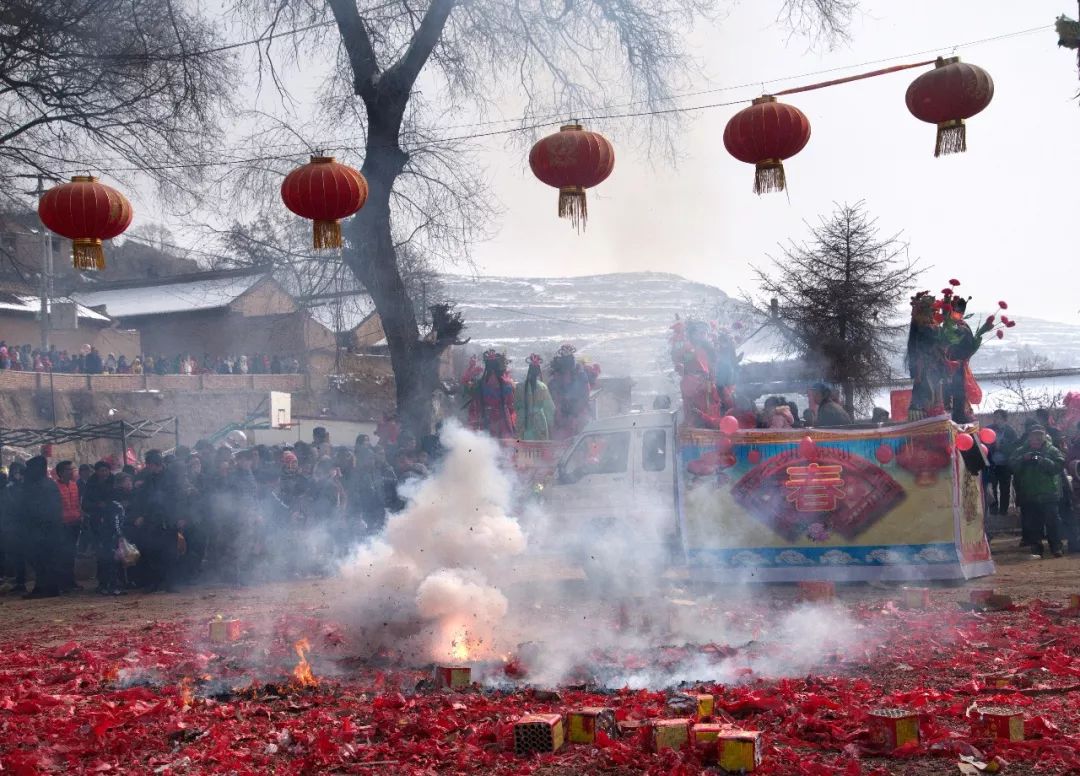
[935,119,967,157]
[558,185,588,233]
[72,238,105,272]
[754,159,787,195]
[312,219,343,250]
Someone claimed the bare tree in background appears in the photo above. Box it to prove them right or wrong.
[995,347,1063,413]
[0,0,233,191]
[233,0,856,435]
[749,201,921,415]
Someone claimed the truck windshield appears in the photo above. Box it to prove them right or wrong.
[565,431,630,476]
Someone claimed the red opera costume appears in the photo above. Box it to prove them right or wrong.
[37,176,133,271]
[529,124,614,231]
[280,156,368,249]
[464,350,517,439]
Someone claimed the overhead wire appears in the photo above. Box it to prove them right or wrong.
[35,20,1052,177]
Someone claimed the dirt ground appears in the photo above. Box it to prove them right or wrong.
[0,536,1073,647]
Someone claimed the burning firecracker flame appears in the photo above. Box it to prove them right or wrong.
[292,637,318,688]
[180,677,193,710]
[451,628,470,662]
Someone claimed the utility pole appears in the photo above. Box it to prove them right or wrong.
[35,175,53,351]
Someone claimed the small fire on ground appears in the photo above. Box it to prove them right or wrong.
[292,638,318,688]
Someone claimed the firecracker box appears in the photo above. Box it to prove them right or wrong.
[433,666,471,689]
[208,617,242,644]
[696,693,715,718]
[970,707,1024,741]
[653,718,691,751]
[901,587,931,609]
[1069,594,1080,609]
[868,708,919,750]
[514,713,564,755]
[986,594,1013,610]
[691,723,724,764]
[717,729,762,772]
[980,672,1026,689]
[798,581,835,603]
[970,589,995,606]
[567,707,616,744]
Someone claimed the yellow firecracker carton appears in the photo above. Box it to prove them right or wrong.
[566,707,616,744]
[653,718,691,751]
[691,723,724,764]
[208,616,242,644]
[514,713,564,755]
[696,693,715,718]
[717,729,762,772]
[868,708,919,750]
[900,587,931,609]
[433,666,471,689]
[1069,594,1080,609]
[971,707,1024,741]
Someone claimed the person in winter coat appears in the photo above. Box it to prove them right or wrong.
[1010,426,1066,557]
[21,456,63,598]
[1,462,26,591]
[82,461,119,594]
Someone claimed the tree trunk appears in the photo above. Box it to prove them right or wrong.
[343,145,441,439]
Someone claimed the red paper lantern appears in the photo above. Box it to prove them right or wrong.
[723,95,811,194]
[905,56,994,157]
[281,156,368,250]
[37,176,133,271]
[798,436,817,461]
[875,444,894,465]
[747,449,762,465]
[529,124,614,232]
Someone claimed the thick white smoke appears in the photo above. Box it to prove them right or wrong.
[334,422,525,660]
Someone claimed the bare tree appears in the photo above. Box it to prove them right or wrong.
[994,347,1063,413]
[0,0,234,203]
[234,0,856,435]
[748,201,921,415]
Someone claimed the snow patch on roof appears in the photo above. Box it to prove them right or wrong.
[71,275,264,318]
[0,294,110,322]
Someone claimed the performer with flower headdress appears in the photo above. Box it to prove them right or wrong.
[906,291,947,420]
[480,350,516,438]
[516,354,556,441]
[549,343,599,440]
[941,294,982,424]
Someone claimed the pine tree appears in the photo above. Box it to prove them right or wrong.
[751,201,922,415]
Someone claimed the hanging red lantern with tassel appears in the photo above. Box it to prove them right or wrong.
[37,176,133,271]
[529,124,614,232]
[281,156,368,250]
[723,96,811,194]
[905,56,994,157]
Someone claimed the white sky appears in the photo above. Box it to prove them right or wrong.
[152,1,1080,324]
[463,1,1079,323]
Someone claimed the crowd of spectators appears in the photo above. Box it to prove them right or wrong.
[0,342,303,375]
[0,419,436,598]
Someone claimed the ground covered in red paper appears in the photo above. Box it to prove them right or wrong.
[4,542,1080,775]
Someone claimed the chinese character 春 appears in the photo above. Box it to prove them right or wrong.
[784,463,845,512]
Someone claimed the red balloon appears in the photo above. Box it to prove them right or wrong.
[281,155,368,249]
[798,436,817,461]
[723,95,811,194]
[955,433,974,452]
[875,444,894,464]
[719,415,740,435]
[747,449,762,465]
[978,427,997,445]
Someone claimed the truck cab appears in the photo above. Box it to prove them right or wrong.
[542,410,682,570]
